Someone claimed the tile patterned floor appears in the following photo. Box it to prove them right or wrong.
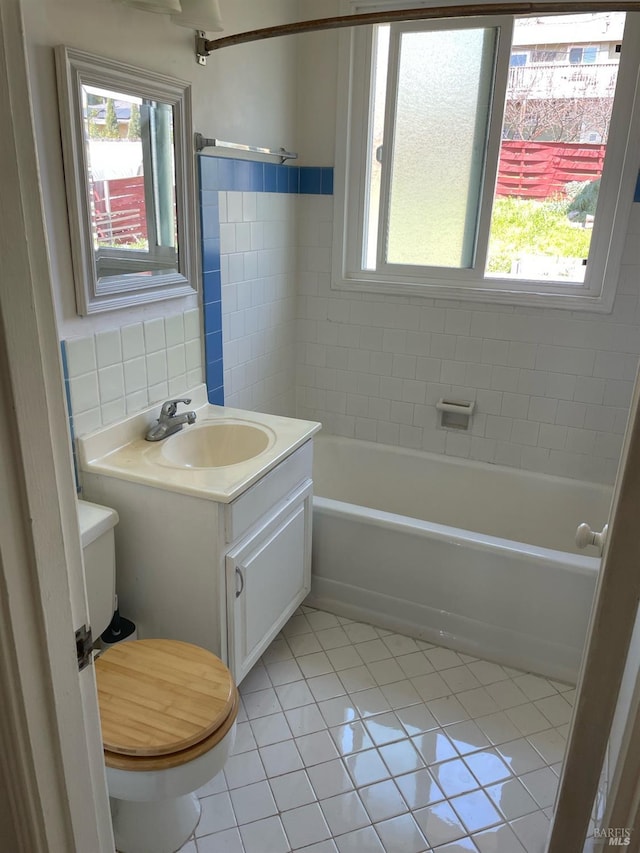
[178,606,575,853]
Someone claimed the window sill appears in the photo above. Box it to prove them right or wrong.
[332,274,615,313]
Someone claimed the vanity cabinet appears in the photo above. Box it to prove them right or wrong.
[227,480,312,682]
[80,437,315,684]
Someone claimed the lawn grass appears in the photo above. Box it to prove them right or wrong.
[487,196,593,274]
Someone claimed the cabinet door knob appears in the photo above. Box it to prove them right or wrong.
[235,567,244,598]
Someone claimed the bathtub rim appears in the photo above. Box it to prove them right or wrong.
[314,494,601,577]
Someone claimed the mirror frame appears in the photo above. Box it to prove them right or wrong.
[55,47,198,315]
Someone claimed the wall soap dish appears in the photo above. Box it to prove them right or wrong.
[436,399,476,431]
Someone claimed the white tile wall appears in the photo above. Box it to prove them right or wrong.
[219,191,298,417]
[64,308,203,437]
[66,191,640,483]
[294,196,640,484]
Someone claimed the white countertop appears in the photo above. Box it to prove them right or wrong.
[77,386,321,503]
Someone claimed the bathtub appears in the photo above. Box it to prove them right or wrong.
[309,435,612,683]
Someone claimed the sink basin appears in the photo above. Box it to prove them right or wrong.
[161,422,273,468]
[77,389,322,502]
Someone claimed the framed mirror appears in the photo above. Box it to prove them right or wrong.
[55,47,198,315]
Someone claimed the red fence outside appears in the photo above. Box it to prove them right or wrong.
[93,175,147,245]
[495,140,606,201]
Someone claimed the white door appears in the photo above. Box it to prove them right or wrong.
[0,0,112,849]
[549,370,640,850]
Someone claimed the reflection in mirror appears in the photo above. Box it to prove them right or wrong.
[55,48,197,315]
[83,85,178,280]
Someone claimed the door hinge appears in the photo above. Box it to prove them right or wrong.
[75,624,94,672]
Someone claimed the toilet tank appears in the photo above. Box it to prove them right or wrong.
[77,500,119,639]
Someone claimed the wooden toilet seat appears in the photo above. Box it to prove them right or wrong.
[95,639,238,772]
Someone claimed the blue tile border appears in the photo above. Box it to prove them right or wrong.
[198,155,335,404]
[300,167,322,195]
[198,159,224,405]
[199,156,334,197]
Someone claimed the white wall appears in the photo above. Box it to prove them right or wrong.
[22,0,300,433]
[296,0,339,166]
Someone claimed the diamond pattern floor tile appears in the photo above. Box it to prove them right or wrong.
[173,606,579,853]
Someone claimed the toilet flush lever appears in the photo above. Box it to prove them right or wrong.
[575,522,609,555]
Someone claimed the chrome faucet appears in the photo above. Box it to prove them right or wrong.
[145,398,197,442]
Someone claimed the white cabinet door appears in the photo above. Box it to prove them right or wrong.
[226,480,313,682]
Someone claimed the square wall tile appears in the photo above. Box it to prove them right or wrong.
[146,351,168,386]
[65,336,97,377]
[143,318,166,353]
[69,372,100,413]
[167,344,186,379]
[165,314,185,347]
[199,155,219,192]
[95,329,122,368]
[123,357,147,394]
[98,364,124,404]
[184,309,201,341]
[101,398,126,426]
[300,167,323,195]
[121,323,145,360]
[185,339,202,372]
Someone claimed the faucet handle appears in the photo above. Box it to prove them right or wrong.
[160,398,192,418]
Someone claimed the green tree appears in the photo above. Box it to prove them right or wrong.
[128,102,141,140]
[105,98,119,139]
[87,113,104,139]
[567,179,601,224]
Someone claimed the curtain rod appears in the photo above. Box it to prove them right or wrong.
[200,2,639,56]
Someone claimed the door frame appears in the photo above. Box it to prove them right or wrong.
[3,0,640,848]
[605,679,640,850]
[548,343,640,847]
[0,0,112,849]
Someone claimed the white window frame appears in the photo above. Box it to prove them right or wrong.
[332,2,640,312]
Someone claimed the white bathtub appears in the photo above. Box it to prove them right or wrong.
[309,435,612,683]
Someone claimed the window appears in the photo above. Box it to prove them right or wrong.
[334,8,640,311]
[569,45,599,64]
[531,49,567,63]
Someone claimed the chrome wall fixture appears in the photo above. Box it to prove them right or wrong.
[194,133,298,163]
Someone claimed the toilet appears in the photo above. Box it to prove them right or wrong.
[77,500,238,853]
